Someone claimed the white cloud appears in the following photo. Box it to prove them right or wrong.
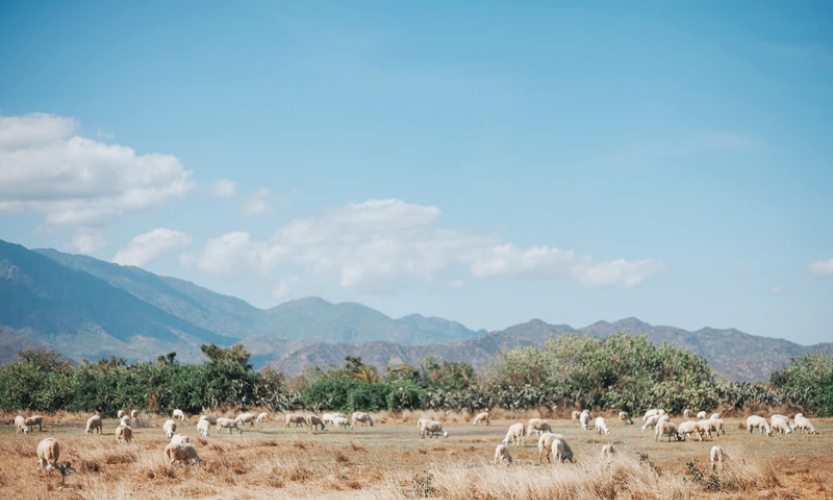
[211,179,238,198]
[183,198,667,293]
[0,112,193,228]
[809,258,833,277]
[68,233,107,254]
[273,277,298,299]
[241,188,279,217]
[113,228,193,267]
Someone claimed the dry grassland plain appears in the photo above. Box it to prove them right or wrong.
[0,409,831,499]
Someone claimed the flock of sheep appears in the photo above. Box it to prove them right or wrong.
[11,405,820,484]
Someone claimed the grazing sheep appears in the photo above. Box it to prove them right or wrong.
[25,415,43,432]
[216,417,243,434]
[196,417,211,438]
[130,409,139,422]
[595,416,610,435]
[710,445,726,466]
[527,418,552,436]
[117,410,127,419]
[655,420,680,442]
[696,411,707,419]
[746,415,772,436]
[709,413,720,420]
[683,409,692,419]
[170,433,190,446]
[163,419,178,438]
[285,413,308,428]
[642,409,663,422]
[551,437,574,463]
[172,409,186,421]
[15,415,30,434]
[199,414,217,425]
[119,416,131,427]
[579,410,592,430]
[323,412,347,425]
[236,412,256,427]
[571,411,581,422]
[85,415,102,434]
[707,418,726,436]
[352,412,374,427]
[793,413,818,434]
[473,412,490,426]
[494,443,513,465]
[36,438,75,484]
[771,416,792,435]
[618,411,633,425]
[503,423,526,446]
[116,424,133,444]
[332,416,353,430]
[308,415,326,431]
[696,419,713,440]
[601,443,617,459]
[678,420,704,441]
[641,414,662,433]
[537,432,566,463]
[164,442,202,465]
[419,419,448,439]
[256,412,269,423]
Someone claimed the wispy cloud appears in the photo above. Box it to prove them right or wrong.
[210,179,238,198]
[809,258,833,277]
[114,228,193,267]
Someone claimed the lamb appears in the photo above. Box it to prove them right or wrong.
[696,411,707,419]
[164,442,202,465]
[15,415,30,434]
[792,413,818,434]
[571,410,581,422]
[619,411,633,425]
[419,419,448,439]
[216,417,243,434]
[683,409,692,419]
[746,415,772,436]
[550,437,574,463]
[579,410,592,430]
[172,409,186,421]
[710,445,726,466]
[256,412,269,423]
[473,412,490,426]
[595,416,610,435]
[696,419,713,440]
[36,437,75,484]
[85,415,102,434]
[352,412,374,427]
[308,415,326,431]
[503,422,526,446]
[25,415,43,432]
[163,419,178,438]
[285,413,308,428]
[170,433,190,446]
[706,417,725,436]
[196,416,211,438]
[677,420,704,441]
[527,418,552,436]
[236,412,256,427]
[655,420,680,442]
[493,443,513,464]
[770,416,792,435]
[537,432,565,463]
[601,443,617,459]
[116,424,133,444]
[332,416,353,430]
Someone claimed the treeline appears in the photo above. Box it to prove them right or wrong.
[1,334,831,416]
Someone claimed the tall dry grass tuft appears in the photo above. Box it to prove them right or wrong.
[704,447,780,492]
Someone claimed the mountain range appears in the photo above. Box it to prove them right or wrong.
[0,238,829,381]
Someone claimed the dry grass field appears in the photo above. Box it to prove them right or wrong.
[0,409,831,499]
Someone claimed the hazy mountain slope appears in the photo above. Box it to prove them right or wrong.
[0,327,50,364]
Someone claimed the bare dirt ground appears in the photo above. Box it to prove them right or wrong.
[0,410,830,499]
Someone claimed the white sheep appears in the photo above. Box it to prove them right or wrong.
[678,420,704,441]
[164,442,202,465]
[116,424,133,444]
[308,415,326,431]
[771,416,792,435]
[170,433,190,446]
[473,412,490,426]
[15,415,30,434]
[130,409,140,423]
[117,410,127,419]
[642,409,663,422]
[710,445,726,466]
[196,416,211,438]
[503,422,526,446]
[163,419,178,438]
[25,415,43,432]
[493,443,513,464]
[285,413,308,428]
[419,419,448,438]
[601,443,617,459]
[119,416,131,427]
[323,412,346,425]
[655,420,680,442]
[332,416,353,430]
[793,413,817,434]
[551,437,574,463]
[619,411,633,424]
[85,415,102,434]
[527,418,552,436]
[352,412,374,427]
[216,417,243,434]
[236,412,256,427]
[641,414,662,433]
[537,432,565,463]
[696,411,707,419]
[746,415,772,436]
[697,419,713,440]
[256,412,269,423]
[579,410,591,430]
[709,413,720,420]
[594,416,610,435]
[172,409,186,421]
[36,437,75,484]
[571,410,581,421]
[683,409,692,419]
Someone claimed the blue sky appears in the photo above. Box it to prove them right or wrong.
[1,1,832,343]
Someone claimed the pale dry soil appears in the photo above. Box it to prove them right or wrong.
[0,410,830,499]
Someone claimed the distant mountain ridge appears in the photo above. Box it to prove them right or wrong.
[0,238,830,381]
